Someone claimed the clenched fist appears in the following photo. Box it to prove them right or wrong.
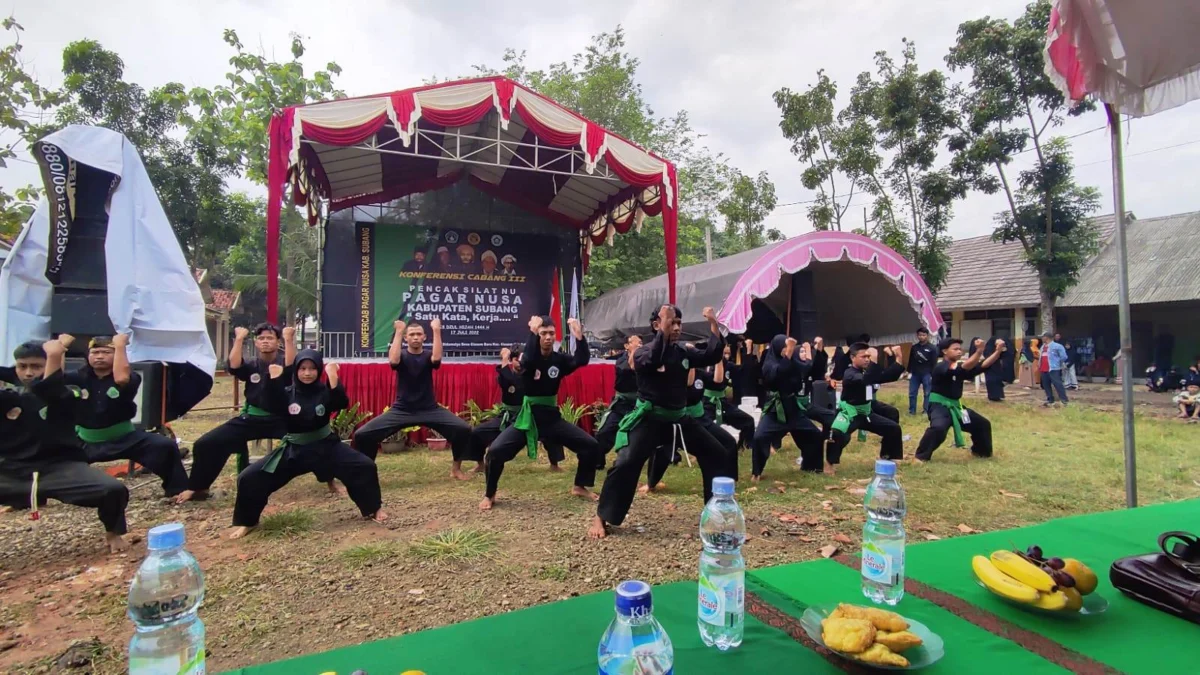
[567,317,581,334]
[113,333,130,348]
[58,334,75,349]
[500,347,512,360]
[43,340,65,357]
[702,307,716,322]
[393,319,406,334]
[268,364,285,379]
[430,318,442,331]
[627,335,642,351]
[996,339,1007,352]
[528,315,544,332]
[325,362,339,378]
[234,326,249,340]
[657,305,674,326]
[282,325,296,341]
[974,338,985,349]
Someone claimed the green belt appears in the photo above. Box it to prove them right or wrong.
[702,389,726,423]
[684,400,704,419]
[498,403,521,429]
[612,391,637,403]
[241,403,272,417]
[263,424,333,473]
[928,392,966,447]
[613,399,686,451]
[762,390,810,423]
[514,395,558,459]
[831,399,872,436]
[76,420,136,444]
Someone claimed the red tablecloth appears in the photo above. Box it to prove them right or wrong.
[338,361,615,438]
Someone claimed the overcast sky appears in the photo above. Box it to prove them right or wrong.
[6,0,1199,240]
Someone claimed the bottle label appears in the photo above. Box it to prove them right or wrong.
[698,570,744,627]
[861,541,903,585]
[129,647,205,674]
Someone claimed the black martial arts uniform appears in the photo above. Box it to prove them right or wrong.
[826,360,905,465]
[483,331,599,499]
[751,336,825,475]
[233,351,381,527]
[595,326,737,528]
[982,337,1006,402]
[915,359,993,460]
[469,363,563,464]
[701,363,754,450]
[594,350,639,467]
[65,367,188,497]
[188,353,290,492]
[0,374,129,534]
[353,347,472,461]
[907,340,939,415]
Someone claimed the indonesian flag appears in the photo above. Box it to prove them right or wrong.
[549,267,563,342]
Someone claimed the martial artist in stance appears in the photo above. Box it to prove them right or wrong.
[229,350,384,538]
[915,337,1003,462]
[705,345,755,450]
[353,318,474,479]
[66,335,188,497]
[0,336,131,552]
[589,306,736,539]
[825,343,906,473]
[468,344,563,476]
[751,336,825,478]
[480,316,599,510]
[593,333,642,470]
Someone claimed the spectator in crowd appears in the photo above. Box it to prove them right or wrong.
[1039,332,1069,406]
[1018,339,1036,387]
[1173,380,1200,422]
[1063,338,1080,390]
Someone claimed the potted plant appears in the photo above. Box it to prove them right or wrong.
[332,403,373,441]
[459,399,502,427]
[426,404,455,450]
[559,398,595,428]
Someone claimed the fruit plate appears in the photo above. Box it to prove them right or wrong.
[975,581,1110,616]
[799,604,945,670]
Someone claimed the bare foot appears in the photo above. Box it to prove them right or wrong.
[751,475,761,483]
[548,464,564,473]
[228,526,255,540]
[570,486,599,501]
[472,462,486,474]
[173,489,207,505]
[587,516,608,539]
[479,496,495,511]
[0,505,13,514]
[1177,413,1189,419]
[823,463,837,476]
[450,467,472,481]
[369,508,388,523]
[912,457,928,464]
[105,532,130,553]
[326,481,345,496]
[637,483,651,494]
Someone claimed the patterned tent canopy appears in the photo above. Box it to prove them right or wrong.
[265,76,679,322]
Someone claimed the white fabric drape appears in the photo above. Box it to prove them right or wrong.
[0,202,53,365]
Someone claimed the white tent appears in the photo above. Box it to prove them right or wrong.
[1046,0,1200,506]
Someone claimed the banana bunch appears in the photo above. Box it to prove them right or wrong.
[972,545,1098,612]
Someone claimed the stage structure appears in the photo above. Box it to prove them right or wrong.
[586,231,944,348]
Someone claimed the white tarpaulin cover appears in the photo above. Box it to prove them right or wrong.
[0,126,215,413]
[1046,0,1200,116]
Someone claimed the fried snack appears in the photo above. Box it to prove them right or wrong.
[820,617,877,654]
[829,603,910,632]
[875,630,923,653]
[851,642,910,668]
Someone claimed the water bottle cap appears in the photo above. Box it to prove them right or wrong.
[874,459,897,476]
[712,477,736,496]
[614,579,652,616]
[147,523,186,551]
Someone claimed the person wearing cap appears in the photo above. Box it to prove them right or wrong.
[0,335,131,552]
[914,337,1004,461]
[480,250,498,276]
[63,334,188,497]
[434,246,453,272]
[469,343,565,476]
[824,343,905,473]
[1038,332,1070,407]
[229,350,385,538]
[480,315,599,510]
[589,305,736,539]
[751,335,825,478]
[906,327,939,416]
[594,333,643,471]
[353,318,475,480]
[501,254,517,276]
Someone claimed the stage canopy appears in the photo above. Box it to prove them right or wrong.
[585,231,944,345]
[265,76,679,323]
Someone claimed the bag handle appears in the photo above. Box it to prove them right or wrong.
[1158,531,1200,578]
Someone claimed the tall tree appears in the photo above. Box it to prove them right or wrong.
[715,170,781,253]
[945,0,1100,331]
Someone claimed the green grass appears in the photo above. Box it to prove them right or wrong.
[409,528,497,563]
[339,542,402,567]
[535,564,571,581]
[258,509,319,538]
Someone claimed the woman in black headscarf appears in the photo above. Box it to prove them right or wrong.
[228,349,385,538]
[750,335,825,478]
[982,337,1006,402]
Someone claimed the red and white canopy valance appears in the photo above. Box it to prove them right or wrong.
[265,76,680,322]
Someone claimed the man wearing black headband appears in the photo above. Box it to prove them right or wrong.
[65,334,188,497]
[915,337,1004,461]
[589,305,736,539]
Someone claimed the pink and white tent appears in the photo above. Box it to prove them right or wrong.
[265,76,680,323]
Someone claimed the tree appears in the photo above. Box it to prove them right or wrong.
[715,170,781,253]
[0,16,62,237]
[945,0,1100,331]
[223,199,319,327]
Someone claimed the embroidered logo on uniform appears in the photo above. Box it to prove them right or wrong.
[5,407,20,420]
[533,370,541,380]
[507,386,516,394]
[315,404,326,416]
[39,407,48,420]
[80,389,90,400]
[682,359,690,369]
[288,403,302,415]
[250,373,262,384]
[106,387,120,399]
[547,366,560,379]
[694,379,704,389]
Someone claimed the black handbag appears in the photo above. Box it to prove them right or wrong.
[1109,531,1200,624]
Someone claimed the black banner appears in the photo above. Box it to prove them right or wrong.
[34,141,76,285]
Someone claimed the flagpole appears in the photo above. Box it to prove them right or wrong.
[1106,103,1137,508]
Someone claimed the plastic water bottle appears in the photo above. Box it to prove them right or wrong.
[128,523,206,674]
[598,580,673,674]
[698,476,745,650]
[861,459,906,605]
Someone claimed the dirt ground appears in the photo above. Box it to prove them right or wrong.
[0,376,1195,674]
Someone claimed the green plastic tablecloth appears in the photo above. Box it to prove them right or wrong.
[225,580,838,674]
[904,498,1200,675]
[749,558,1068,674]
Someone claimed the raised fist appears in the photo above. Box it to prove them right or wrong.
[528,315,544,332]
[974,338,985,349]
[268,364,285,379]
[43,340,65,357]
[430,317,442,331]
[867,347,879,360]
[627,335,642,351]
[113,333,130,348]
[234,326,250,340]
[567,317,581,333]
[500,347,512,360]
[883,346,894,357]
[393,319,406,334]
[786,337,798,348]
[813,336,824,348]
[702,307,716,322]
[658,305,674,325]
[325,362,339,378]
[282,325,296,341]
[57,334,75,349]
[996,339,1007,352]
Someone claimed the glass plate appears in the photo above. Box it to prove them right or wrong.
[975,581,1110,616]
[799,603,946,670]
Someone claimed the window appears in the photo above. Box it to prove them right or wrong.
[992,319,1013,339]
